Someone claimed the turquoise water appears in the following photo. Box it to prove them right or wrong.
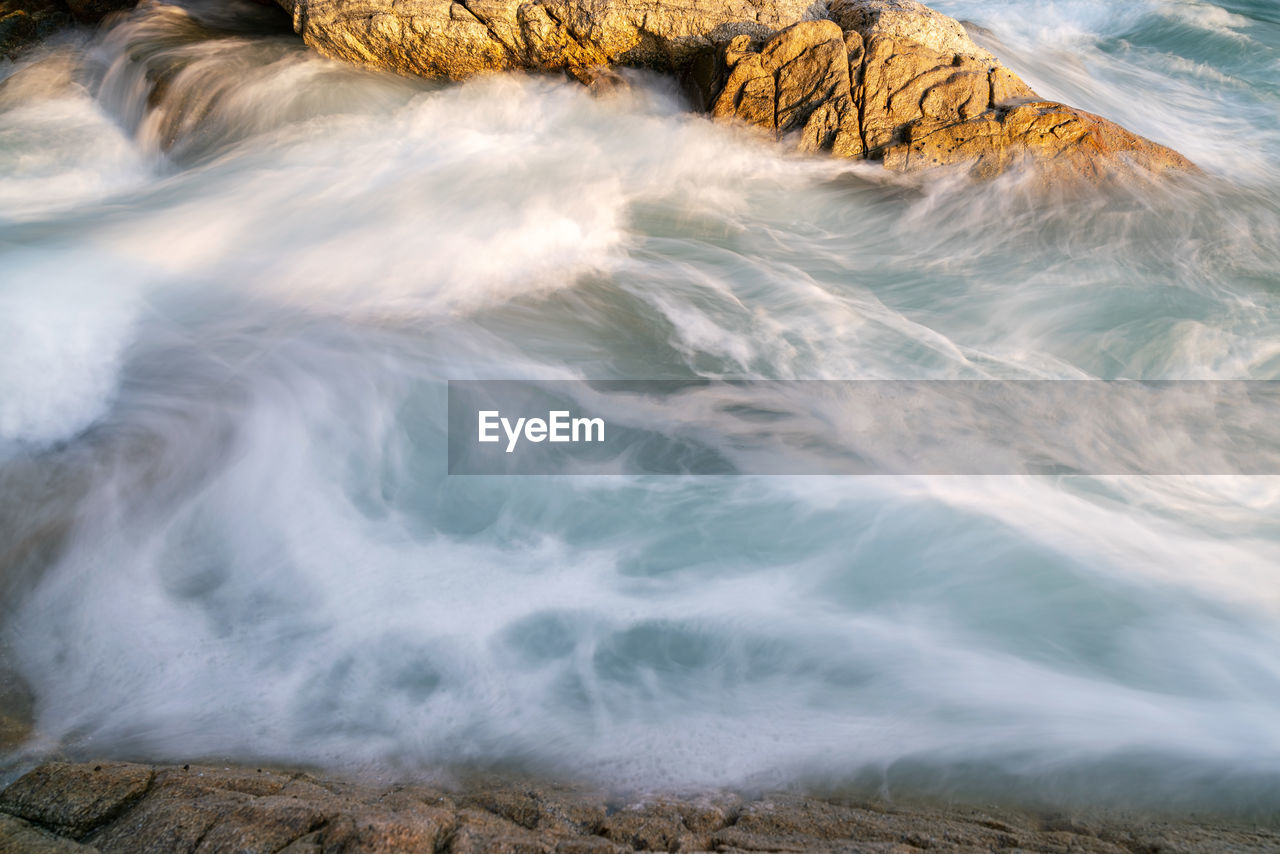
[2,0,1279,815]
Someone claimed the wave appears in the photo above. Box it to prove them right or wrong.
[1,0,1279,816]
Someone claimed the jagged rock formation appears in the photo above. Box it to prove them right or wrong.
[273,0,1193,180]
[1,761,1278,853]
[711,1,1195,179]
[710,19,864,157]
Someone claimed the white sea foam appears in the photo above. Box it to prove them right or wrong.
[0,261,138,447]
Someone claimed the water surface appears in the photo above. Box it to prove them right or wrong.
[2,0,1279,817]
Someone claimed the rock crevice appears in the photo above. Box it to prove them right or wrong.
[708,1,1194,179]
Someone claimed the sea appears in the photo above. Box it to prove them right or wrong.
[2,0,1279,817]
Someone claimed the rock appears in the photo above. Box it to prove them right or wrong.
[60,0,131,23]
[708,0,1195,180]
[0,0,137,59]
[828,0,993,61]
[81,767,455,854]
[879,98,1197,181]
[596,797,735,851]
[459,787,608,835]
[2,762,1279,853]
[0,813,99,854]
[270,0,1192,180]
[86,788,329,853]
[0,762,154,838]
[711,20,863,157]
[274,0,825,80]
[0,0,71,59]
[449,808,557,854]
[855,32,1011,154]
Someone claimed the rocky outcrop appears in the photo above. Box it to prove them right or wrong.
[2,761,1279,853]
[272,0,1192,180]
[710,20,863,157]
[0,0,135,58]
[711,0,1195,179]
[0,0,70,58]
[274,0,826,80]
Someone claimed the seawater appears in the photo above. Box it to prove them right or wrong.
[1,0,1279,816]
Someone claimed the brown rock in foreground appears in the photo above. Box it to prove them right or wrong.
[2,761,1278,853]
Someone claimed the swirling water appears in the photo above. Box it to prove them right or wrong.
[2,0,1279,816]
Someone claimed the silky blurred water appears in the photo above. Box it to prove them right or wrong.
[1,0,1279,816]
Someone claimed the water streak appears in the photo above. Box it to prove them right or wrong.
[1,0,1279,816]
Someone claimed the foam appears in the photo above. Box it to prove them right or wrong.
[2,0,1279,814]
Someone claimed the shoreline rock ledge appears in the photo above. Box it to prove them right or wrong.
[3,761,1280,853]
[275,0,1195,180]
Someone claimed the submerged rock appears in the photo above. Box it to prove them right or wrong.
[273,0,1193,180]
[1,761,1278,853]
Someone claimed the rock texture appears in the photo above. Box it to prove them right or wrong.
[274,0,826,80]
[271,0,1193,180]
[0,0,70,58]
[2,761,1279,854]
[0,0,135,58]
[711,0,1195,179]
[710,20,863,157]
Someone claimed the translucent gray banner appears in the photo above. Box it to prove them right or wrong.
[447,380,1280,475]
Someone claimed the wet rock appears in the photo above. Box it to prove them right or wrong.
[0,0,136,58]
[0,762,154,838]
[597,796,735,851]
[459,786,608,835]
[4,762,1276,854]
[450,808,556,854]
[83,767,454,854]
[0,814,99,854]
[90,793,328,853]
[0,0,71,59]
